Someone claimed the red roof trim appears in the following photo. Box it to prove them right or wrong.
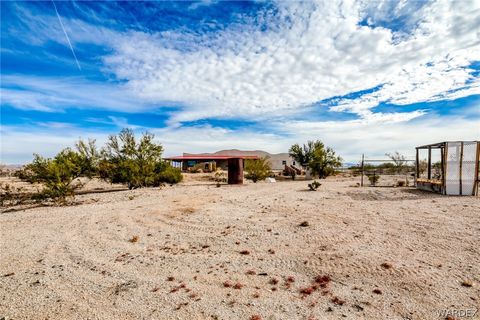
[164,155,260,160]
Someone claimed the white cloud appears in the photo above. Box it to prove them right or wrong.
[2,1,480,164]
[102,0,480,123]
[2,111,478,164]
[5,1,479,122]
[1,75,159,113]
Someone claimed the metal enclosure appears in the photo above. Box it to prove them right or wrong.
[416,141,479,196]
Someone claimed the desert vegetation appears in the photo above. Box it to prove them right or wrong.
[244,156,272,183]
[289,140,342,179]
[1,129,182,206]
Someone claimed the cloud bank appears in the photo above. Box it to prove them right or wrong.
[1,0,479,164]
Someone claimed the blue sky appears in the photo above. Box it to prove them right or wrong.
[1,0,479,164]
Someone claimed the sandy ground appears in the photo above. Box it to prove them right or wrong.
[1,177,479,320]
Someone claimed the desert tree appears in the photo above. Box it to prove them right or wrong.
[289,140,342,179]
[288,141,320,167]
[99,129,181,188]
[16,140,97,203]
[385,151,407,173]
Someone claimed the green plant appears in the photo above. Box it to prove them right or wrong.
[16,146,94,203]
[99,129,165,189]
[308,180,321,191]
[367,174,379,186]
[0,183,29,207]
[156,165,183,184]
[244,157,272,183]
[214,171,226,187]
[290,140,342,179]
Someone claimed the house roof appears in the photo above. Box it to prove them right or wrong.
[164,155,260,160]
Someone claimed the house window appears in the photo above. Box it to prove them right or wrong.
[293,161,296,165]
[282,160,287,165]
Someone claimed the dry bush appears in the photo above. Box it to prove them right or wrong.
[129,235,139,243]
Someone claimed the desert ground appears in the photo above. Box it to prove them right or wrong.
[1,175,479,320]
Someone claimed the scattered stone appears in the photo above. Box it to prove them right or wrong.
[372,288,382,294]
[299,221,310,227]
[461,280,473,287]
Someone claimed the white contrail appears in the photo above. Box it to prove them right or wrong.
[51,0,81,71]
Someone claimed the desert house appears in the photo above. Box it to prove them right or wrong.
[165,149,299,174]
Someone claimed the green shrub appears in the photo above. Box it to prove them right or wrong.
[289,140,342,179]
[245,157,272,183]
[308,180,321,191]
[18,149,86,203]
[156,166,183,184]
[214,171,227,187]
[100,129,164,189]
[367,174,379,186]
[99,129,182,189]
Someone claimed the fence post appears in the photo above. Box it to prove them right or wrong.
[361,154,364,187]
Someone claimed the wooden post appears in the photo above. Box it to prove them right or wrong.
[459,142,463,195]
[440,146,445,191]
[227,158,243,184]
[415,148,419,186]
[361,154,364,187]
[427,147,432,180]
[444,143,449,195]
[475,142,480,196]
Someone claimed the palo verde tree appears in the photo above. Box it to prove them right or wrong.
[289,140,342,179]
[99,128,181,189]
[16,139,99,203]
[244,156,272,183]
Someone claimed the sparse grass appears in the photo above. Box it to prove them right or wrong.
[286,276,295,283]
[246,269,256,275]
[167,276,175,281]
[239,250,250,255]
[250,315,262,320]
[223,280,233,288]
[269,278,279,285]
[268,249,275,254]
[381,262,393,269]
[372,288,382,294]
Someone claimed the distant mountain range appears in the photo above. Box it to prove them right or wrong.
[184,149,289,158]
